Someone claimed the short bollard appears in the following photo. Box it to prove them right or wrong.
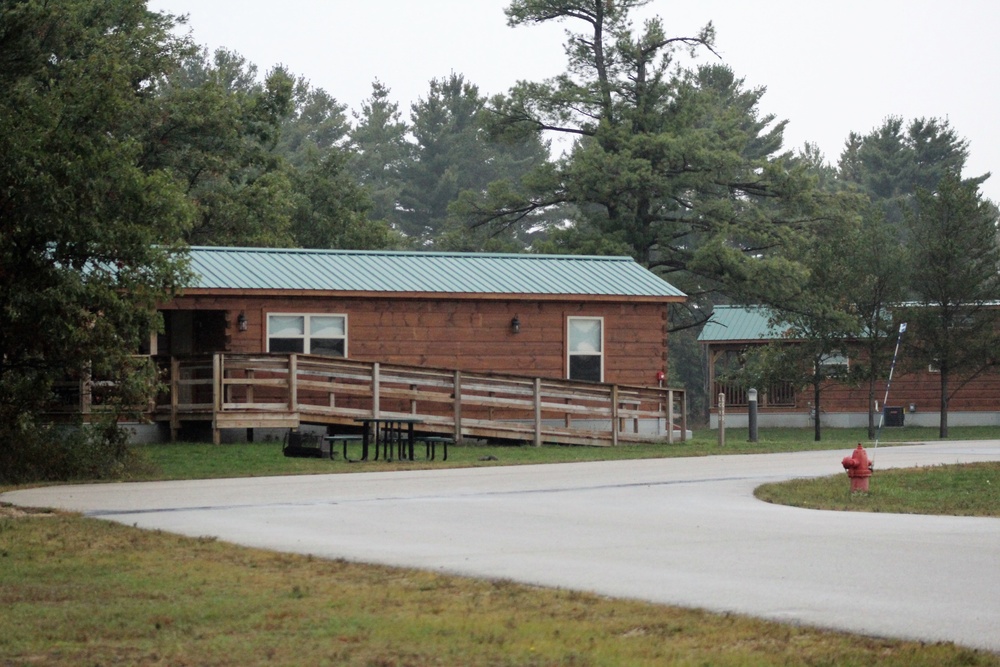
[841,444,873,492]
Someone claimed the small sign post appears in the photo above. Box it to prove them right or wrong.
[718,392,726,447]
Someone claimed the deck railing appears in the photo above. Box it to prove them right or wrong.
[712,381,797,408]
[155,354,687,447]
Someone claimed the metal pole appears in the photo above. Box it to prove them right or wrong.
[748,387,758,443]
[874,322,907,457]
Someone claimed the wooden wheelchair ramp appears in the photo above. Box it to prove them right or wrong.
[155,354,687,447]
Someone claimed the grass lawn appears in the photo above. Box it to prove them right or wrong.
[757,461,1000,517]
[126,424,1000,482]
[2,426,999,665]
[2,510,997,667]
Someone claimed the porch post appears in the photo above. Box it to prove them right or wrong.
[453,370,462,444]
[212,353,222,445]
[170,357,179,441]
[288,354,298,412]
[611,385,619,447]
[681,391,688,442]
[667,388,675,444]
[372,362,380,418]
[533,378,542,447]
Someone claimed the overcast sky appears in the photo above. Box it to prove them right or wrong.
[147,0,1000,202]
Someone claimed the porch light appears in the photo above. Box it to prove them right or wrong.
[237,311,248,332]
[511,316,520,334]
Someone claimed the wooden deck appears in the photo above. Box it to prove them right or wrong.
[154,354,687,447]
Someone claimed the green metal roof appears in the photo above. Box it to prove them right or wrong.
[182,247,686,299]
[698,305,786,342]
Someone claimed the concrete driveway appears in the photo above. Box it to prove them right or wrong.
[4,441,1000,652]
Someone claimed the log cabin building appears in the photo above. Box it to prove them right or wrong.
[140,247,689,444]
[699,305,1000,429]
[160,246,685,382]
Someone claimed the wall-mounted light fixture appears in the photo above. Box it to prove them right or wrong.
[510,315,520,334]
[237,311,248,332]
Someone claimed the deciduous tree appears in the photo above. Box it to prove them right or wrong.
[0,0,192,481]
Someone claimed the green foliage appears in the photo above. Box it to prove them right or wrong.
[399,73,551,248]
[473,2,848,320]
[841,204,910,438]
[0,0,193,480]
[289,149,392,250]
[146,47,297,246]
[838,115,982,231]
[834,116,996,438]
[903,173,1000,436]
[276,71,351,166]
[0,419,146,485]
[349,80,413,227]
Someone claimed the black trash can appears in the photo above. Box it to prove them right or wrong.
[883,406,905,427]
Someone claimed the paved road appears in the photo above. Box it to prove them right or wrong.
[5,441,1000,652]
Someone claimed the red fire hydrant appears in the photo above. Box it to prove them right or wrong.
[842,444,873,492]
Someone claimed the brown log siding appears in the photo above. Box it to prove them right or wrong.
[162,295,671,387]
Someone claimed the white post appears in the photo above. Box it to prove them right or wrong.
[718,392,726,448]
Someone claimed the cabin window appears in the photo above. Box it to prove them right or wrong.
[267,314,347,356]
[820,351,849,375]
[567,317,603,382]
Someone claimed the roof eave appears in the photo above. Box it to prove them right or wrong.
[171,287,687,303]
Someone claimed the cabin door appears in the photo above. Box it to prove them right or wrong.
[162,310,228,405]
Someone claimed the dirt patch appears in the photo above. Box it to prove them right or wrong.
[0,503,58,518]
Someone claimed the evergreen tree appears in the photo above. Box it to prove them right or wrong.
[838,116,980,232]
[349,80,412,229]
[145,47,298,246]
[276,72,351,168]
[904,174,1000,437]
[400,73,551,248]
[470,1,841,317]
[276,74,387,249]
[843,204,909,438]
[741,214,863,441]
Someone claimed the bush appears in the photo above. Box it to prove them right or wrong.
[0,419,138,485]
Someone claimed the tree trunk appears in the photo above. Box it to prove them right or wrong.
[867,376,877,440]
[813,373,822,442]
[939,366,950,438]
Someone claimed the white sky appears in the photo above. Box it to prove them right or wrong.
[147,0,1000,202]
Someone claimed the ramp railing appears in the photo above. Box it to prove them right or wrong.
[156,354,687,446]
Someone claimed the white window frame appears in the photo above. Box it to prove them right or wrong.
[567,316,604,382]
[266,313,348,357]
[820,351,849,372]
